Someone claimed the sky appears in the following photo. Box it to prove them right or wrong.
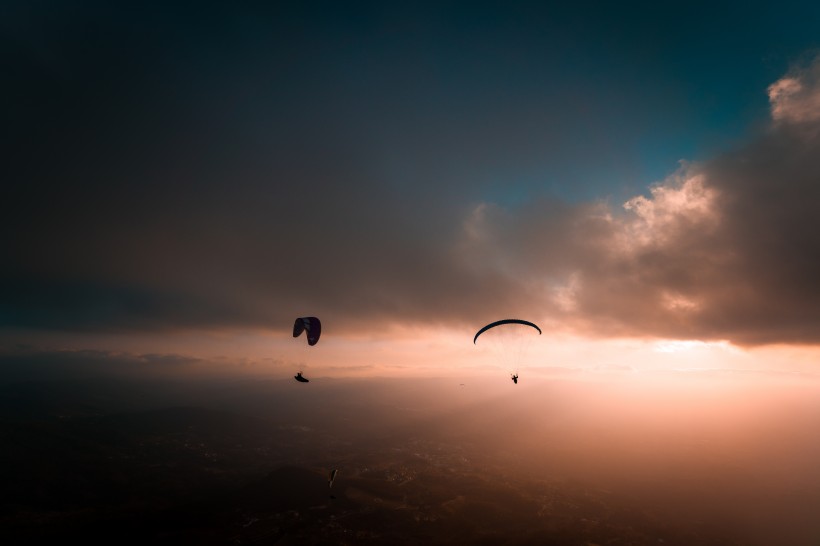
[4,0,820,378]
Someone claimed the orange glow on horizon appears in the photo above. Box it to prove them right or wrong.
[5,327,820,382]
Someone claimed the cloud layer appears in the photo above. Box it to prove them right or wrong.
[464,56,820,345]
[4,5,820,347]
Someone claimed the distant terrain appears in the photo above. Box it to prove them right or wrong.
[2,371,820,544]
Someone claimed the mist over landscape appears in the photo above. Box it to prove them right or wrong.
[3,353,820,545]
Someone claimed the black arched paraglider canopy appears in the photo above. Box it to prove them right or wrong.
[473,319,541,344]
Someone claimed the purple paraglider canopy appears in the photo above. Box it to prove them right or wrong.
[293,316,321,346]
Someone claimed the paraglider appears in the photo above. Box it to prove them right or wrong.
[293,317,321,382]
[474,319,540,383]
[328,469,338,488]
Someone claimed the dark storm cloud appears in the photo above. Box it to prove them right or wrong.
[1,1,586,334]
[4,3,820,345]
[1,2,469,330]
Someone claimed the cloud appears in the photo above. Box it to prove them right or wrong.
[768,56,820,125]
[4,8,820,349]
[452,165,729,334]
[456,55,820,345]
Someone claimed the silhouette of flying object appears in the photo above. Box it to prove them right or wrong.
[474,319,539,383]
[293,316,321,346]
[328,469,338,488]
[473,319,541,344]
[294,372,309,383]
